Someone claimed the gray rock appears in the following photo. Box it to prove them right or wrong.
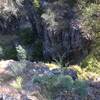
[51,68,77,80]
[0,60,28,81]
[42,0,91,63]
[0,94,17,100]
[51,68,62,75]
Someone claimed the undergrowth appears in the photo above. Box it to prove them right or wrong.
[33,75,88,99]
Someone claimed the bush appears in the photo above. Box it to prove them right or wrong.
[10,76,23,90]
[15,44,27,60]
[0,46,4,59]
[54,75,74,91]
[3,46,17,60]
[82,3,100,35]
[79,3,100,74]
[73,80,88,97]
[18,28,35,45]
[81,54,100,74]
[32,39,43,60]
[17,28,44,61]
[33,0,40,8]
[33,74,88,99]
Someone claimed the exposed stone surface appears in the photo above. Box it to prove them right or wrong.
[0,60,100,100]
[0,60,28,80]
[41,0,90,63]
[0,0,37,33]
[0,85,22,100]
[0,0,92,64]
[0,60,77,79]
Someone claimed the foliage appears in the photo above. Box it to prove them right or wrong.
[15,44,27,60]
[81,54,100,74]
[54,75,74,91]
[58,0,77,7]
[78,2,100,74]
[10,76,23,90]
[32,39,43,60]
[73,80,88,97]
[67,66,87,80]
[9,60,27,76]
[33,75,88,99]
[18,28,34,45]
[53,56,66,68]
[82,3,100,35]
[45,62,60,70]
[3,46,17,60]
[17,28,43,61]
[33,0,40,8]
[0,42,17,60]
[68,65,100,80]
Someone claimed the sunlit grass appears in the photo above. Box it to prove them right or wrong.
[45,61,100,81]
[10,76,23,90]
[45,62,60,70]
[68,65,99,80]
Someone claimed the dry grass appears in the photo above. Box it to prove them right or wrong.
[45,62,60,70]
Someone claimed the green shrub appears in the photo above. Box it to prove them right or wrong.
[54,75,74,91]
[73,80,88,97]
[82,3,100,34]
[15,44,27,60]
[81,54,100,74]
[80,3,100,74]
[17,28,43,61]
[33,75,88,99]
[10,76,23,90]
[3,46,17,60]
[33,0,40,8]
[32,39,43,60]
[18,28,35,45]
[67,0,77,6]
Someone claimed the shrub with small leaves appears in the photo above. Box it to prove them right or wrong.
[18,28,35,45]
[79,2,100,75]
[73,80,88,97]
[15,44,27,60]
[4,47,17,60]
[54,75,74,91]
[33,74,88,99]
[10,76,23,90]
[32,39,43,60]
[33,0,40,8]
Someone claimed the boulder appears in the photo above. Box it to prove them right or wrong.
[0,60,27,81]
[0,60,15,81]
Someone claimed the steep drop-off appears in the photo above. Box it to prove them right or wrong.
[0,0,92,64]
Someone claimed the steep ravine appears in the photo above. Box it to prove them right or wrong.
[0,0,92,64]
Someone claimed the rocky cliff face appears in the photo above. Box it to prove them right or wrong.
[0,0,36,34]
[0,0,91,64]
[41,0,90,64]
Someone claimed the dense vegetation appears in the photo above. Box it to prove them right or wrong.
[0,0,99,72]
[0,0,100,99]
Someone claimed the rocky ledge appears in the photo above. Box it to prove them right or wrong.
[0,60,78,100]
[0,60,100,100]
[0,60,78,80]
